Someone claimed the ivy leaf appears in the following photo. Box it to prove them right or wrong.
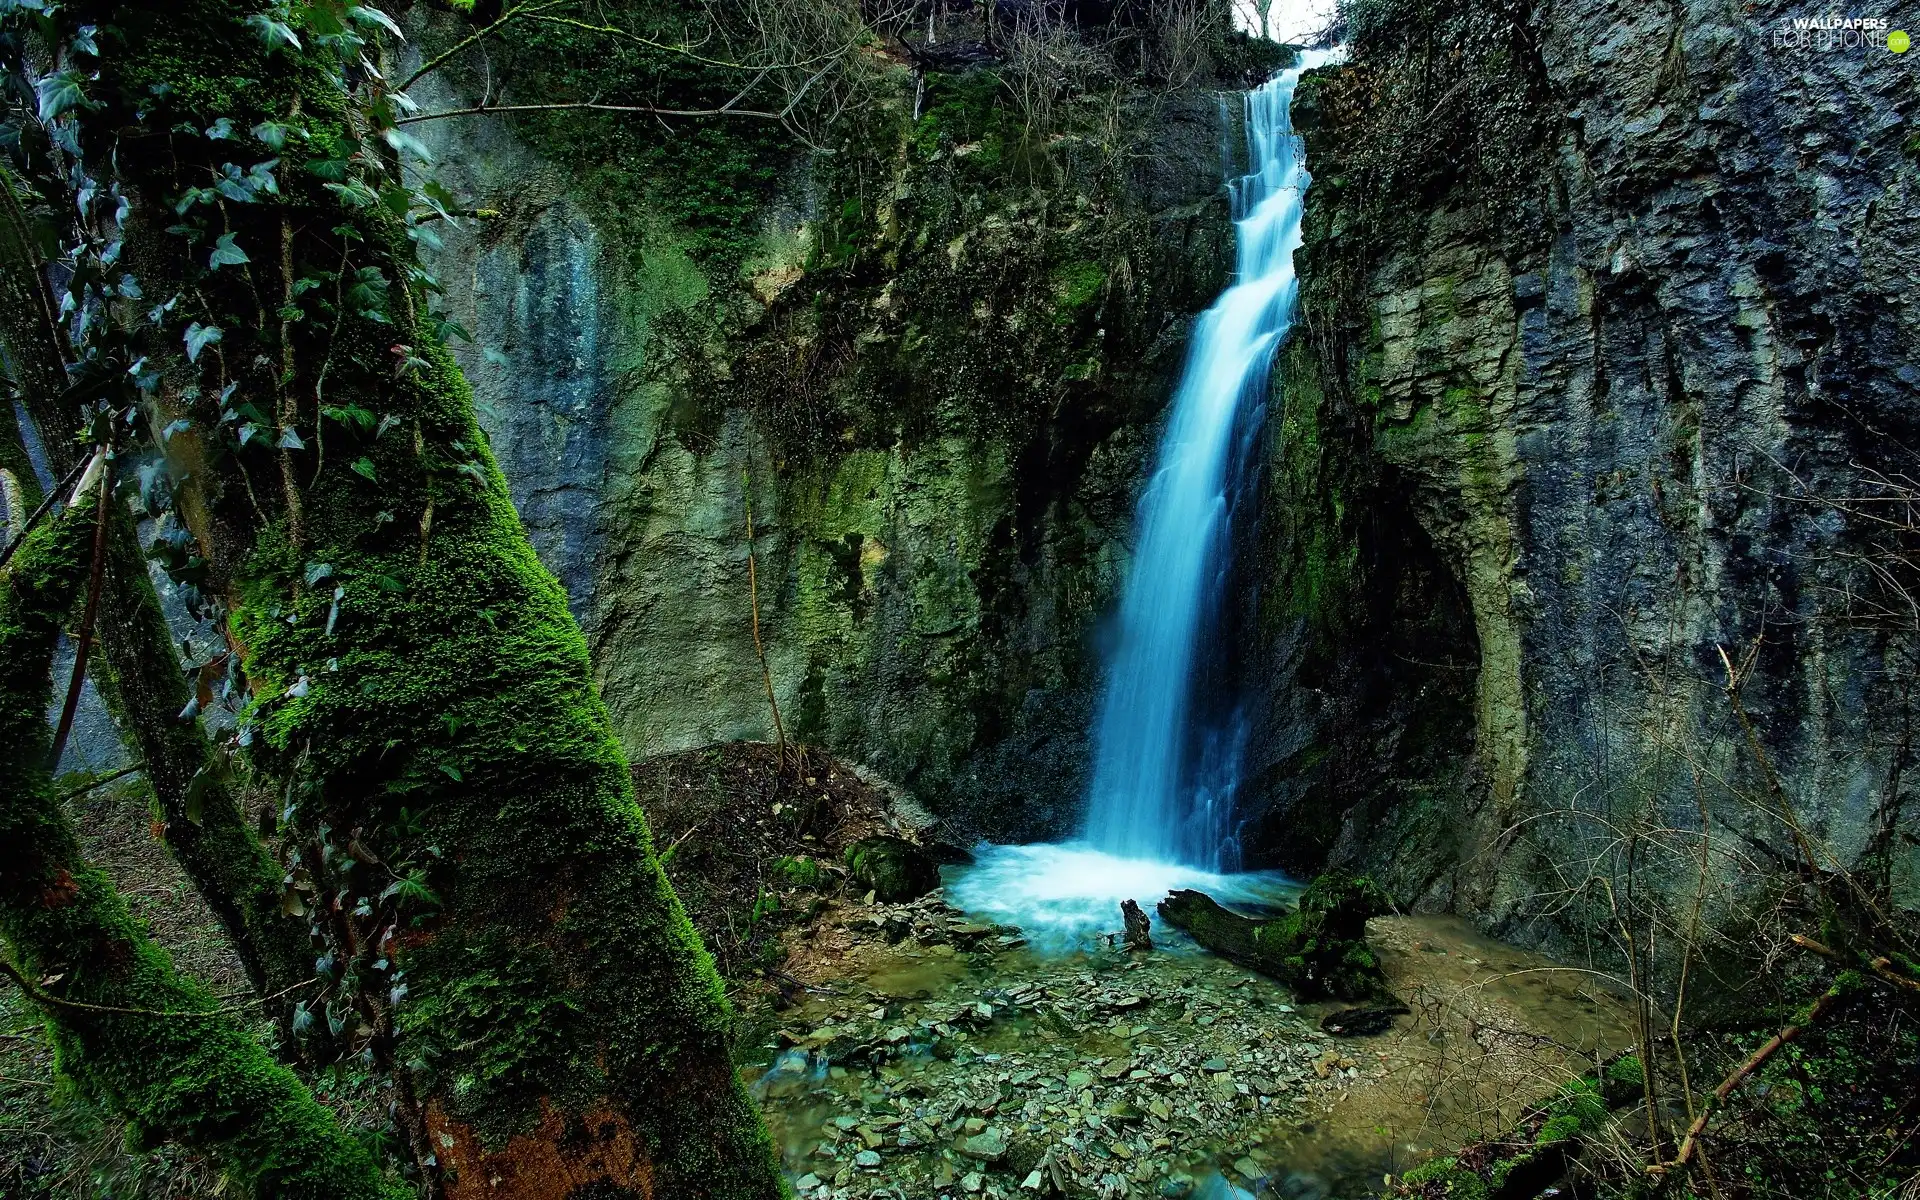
[174,185,215,214]
[35,70,86,122]
[350,456,376,482]
[183,322,222,362]
[245,13,302,50]
[380,127,433,163]
[304,561,334,586]
[238,422,261,445]
[277,425,305,450]
[432,316,472,345]
[205,116,235,140]
[252,120,296,150]
[324,180,378,209]
[347,5,404,38]
[208,232,249,268]
[246,159,281,195]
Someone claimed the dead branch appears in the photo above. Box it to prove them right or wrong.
[1651,988,1848,1178]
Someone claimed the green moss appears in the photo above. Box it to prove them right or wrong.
[844,836,938,903]
[1158,870,1392,1000]
[61,1,788,1193]
[1050,259,1108,323]
[771,856,823,888]
[1604,1053,1643,1089]
[0,490,399,1200]
[1401,1156,1488,1199]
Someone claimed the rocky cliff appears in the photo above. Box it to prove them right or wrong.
[412,14,1269,841]
[1259,0,1920,929]
[411,0,1916,938]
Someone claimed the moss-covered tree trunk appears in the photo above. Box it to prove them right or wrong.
[0,461,397,1200]
[1157,870,1393,999]
[0,169,313,1013]
[49,4,787,1197]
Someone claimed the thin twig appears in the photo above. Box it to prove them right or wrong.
[0,456,88,572]
[397,0,571,93]
[0,948,311,1013]
[54,761,146,803]
[46,459,111,769]
[394,99,786,126]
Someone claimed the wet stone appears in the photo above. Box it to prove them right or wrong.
[961,1129,1010,1161]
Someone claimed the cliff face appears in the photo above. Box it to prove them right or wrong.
[1262,0,1920,923]
[417,52,1246,841]
[414,1,1915,934]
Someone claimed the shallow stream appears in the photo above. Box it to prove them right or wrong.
[744,886,1634,1200]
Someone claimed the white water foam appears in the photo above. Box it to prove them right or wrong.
[945,842,1296,950]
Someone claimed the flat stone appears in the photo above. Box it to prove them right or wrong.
[794,1174,821,1190]
[962,1171,985,1193]
[854,1150,882,1168]
[961,1129,1010,1161]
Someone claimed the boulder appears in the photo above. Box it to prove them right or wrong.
[844,835,941,903]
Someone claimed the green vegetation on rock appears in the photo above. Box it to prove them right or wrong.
[1158,870,1393,1000]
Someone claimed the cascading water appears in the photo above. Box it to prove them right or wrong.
[1084,52,1330,868]
[949,49,1339,942]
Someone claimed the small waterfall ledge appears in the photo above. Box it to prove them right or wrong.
[950,50,1340,945]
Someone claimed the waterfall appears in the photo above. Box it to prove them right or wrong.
[1082,50,1333,868]
[947,50,1337,943]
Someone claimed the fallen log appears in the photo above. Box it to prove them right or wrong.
[1157,870,1392,1000]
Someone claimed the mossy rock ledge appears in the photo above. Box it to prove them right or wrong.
[1158,870,1393,1000]
[845,836,941,903]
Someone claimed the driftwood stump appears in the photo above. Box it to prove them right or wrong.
[1121,898,1153,952]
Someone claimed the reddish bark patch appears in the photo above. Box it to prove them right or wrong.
[40,868,79,908]
[429,1098,654,1200]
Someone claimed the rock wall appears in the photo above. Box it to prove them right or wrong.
[1260,0,1920,927]
[416,48,1248,841]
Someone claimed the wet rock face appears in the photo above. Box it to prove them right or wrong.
[1266,0,1920,921]
[420,80,1240,843]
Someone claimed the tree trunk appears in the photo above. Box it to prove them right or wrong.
[0,167,313,1014]
[49,5,787,1196]
[1157,870,1393,1000]
[0,462,396,1200]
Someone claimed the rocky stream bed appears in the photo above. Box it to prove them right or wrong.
[742,888,1636,1200]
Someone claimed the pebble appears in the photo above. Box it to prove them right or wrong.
[751,888,1364,1200]
[961,1129,1009,1161]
